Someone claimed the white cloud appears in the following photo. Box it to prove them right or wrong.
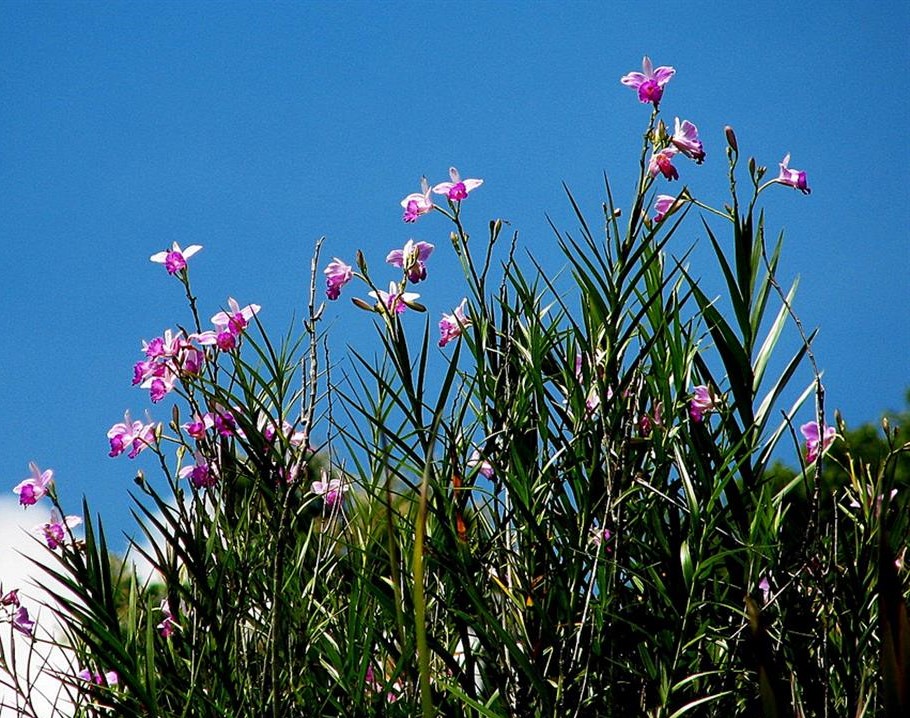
[0,498,79,717]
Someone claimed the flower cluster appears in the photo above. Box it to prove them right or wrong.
[108,410,160,459]
[6,461,83,644]
[398,167,483,223]
[133,329,204,403]
[323,167,482,347]
[620,56,809,220]
[619,59,706,193]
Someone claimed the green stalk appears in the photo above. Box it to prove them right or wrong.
[413,447,435,718]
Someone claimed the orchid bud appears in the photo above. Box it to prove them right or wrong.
[724,125,738,153]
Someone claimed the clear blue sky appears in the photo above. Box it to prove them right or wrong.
[2,1,907,547]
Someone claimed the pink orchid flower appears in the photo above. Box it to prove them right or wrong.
[181,346,204,375]
[649,148,679,181]
[386,239,434,283]
[35,508,82,550]
[183,413,215,439]
[324,258,353,300]
[689,385,719,423]
[157,598,177,638]
[179,452,217,489]
[439,298,471,347]
[13,463,55,506]
[311,472,344,508]
[211,408,237,437]
[671,118,705,164]
[401,176,435,222]
[149,242,202,275]
[142,329,188,359]
[590,526,614,552]
[800,420,836,463]
[468,450,495,480]
[621,56,675,107]
[107,411,159,459]
[777,153,811,194]
[368,282,420,315]
[758,576,772,604]
[142,367,178,403]
[12,605,35,636]
[77,668,118,686]
[261,417,308,447]
[195,298,261,350]
[211,297,261,336]
[432,167,483,202]
[653,194,680,222]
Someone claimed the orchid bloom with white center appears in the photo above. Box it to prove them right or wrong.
[620,56,675,106]
[386,239,434,283]
[149,242,202,275]
[13,462,55,506]
[400,176,435,222]
[432,167,483,201]
[368,281,420,315]
[35,508,82,550]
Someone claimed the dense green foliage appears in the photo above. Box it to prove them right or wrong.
[2,74,908,718]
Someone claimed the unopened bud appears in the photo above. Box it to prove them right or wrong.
[351,297,374,312]
[724,126,738,153]
[355,250,367,274]
[490,218,503,242]
[748,157,756,176]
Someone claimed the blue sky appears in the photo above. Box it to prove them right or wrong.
[1,2,907,547]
